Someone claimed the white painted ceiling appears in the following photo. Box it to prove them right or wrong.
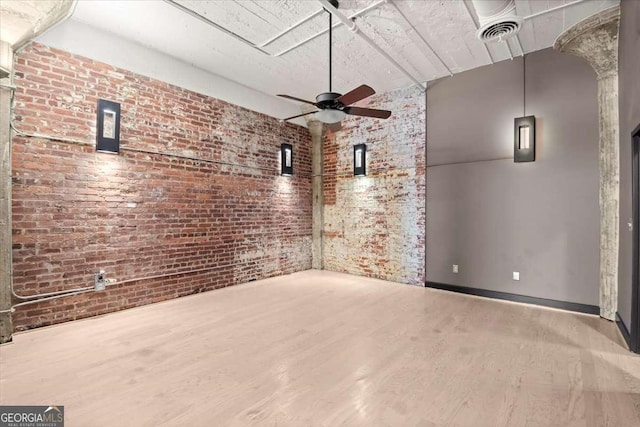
[38,0,618,119]
[0,0,73,47]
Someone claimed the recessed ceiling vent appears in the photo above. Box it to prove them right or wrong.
[472,0,523,43]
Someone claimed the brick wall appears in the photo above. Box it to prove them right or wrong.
[323,86,426,285]
[11,44,312,331]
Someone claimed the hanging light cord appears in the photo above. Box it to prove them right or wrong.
[329,11,332,92]
[523,54,526,116]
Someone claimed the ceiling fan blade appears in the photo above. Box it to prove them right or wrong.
[344,106,391,119]
[336,85,375,106]
[277,94,317,106]
[280,110,318,121]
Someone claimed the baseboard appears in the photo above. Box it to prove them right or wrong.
[616,313,633,350]
[425,281,600,315]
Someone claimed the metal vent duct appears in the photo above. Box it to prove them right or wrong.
[472,0,523,43]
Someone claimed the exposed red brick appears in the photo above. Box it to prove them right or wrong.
[11,43,312,331]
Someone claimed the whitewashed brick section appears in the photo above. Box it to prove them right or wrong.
[323,86,426,285]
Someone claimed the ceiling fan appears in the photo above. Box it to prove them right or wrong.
[278,0,391,124]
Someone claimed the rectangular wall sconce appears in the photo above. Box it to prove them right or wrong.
[281,143,293,175]
[96,99,121,153]
[354,143,366,176]
[514,116,535,162]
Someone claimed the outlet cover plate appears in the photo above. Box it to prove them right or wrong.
[94,271,106,291]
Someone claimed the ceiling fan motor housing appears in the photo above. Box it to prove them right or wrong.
[316,92,343,110]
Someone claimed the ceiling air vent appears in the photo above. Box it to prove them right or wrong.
[472,0,523,43]
[478,18,522,42]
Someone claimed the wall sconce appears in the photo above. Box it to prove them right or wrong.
[514,115,535,162]
[96,99,120,153]
[281,143,293,175]
[354,143,366,176]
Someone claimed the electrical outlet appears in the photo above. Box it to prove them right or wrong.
[94,270,106,291]
[513,271,520,281]
[452,264,459,273]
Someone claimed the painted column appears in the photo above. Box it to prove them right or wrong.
[555,6,620,320]
[0,41,14,343]
[307,119,326,269]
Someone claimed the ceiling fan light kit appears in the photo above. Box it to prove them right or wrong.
[278,0,392,124]
[316,108,346,124]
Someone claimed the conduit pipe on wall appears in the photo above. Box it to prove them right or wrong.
[0,261,278,314]
[2,290,91,313]
[3,113,91,303]
[316,0,426,91]
[10,123,303,175]
[9,123,310,302]
[4,0,80,305]
[387,0,453,77]
[11,284,92,301]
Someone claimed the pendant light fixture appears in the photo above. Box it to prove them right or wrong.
[514,55,535,162]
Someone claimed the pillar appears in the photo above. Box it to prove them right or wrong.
[307,119,326,269]
[555,6,621,320]
[0,41,14,343]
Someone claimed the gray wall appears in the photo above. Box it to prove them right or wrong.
[426,48,600,306]
[618,0,640,330]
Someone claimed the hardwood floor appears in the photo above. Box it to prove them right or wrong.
[1,270,639,426]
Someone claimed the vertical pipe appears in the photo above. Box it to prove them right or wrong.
[505,39,514,60]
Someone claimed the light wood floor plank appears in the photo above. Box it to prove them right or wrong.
[1,270,639,427]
